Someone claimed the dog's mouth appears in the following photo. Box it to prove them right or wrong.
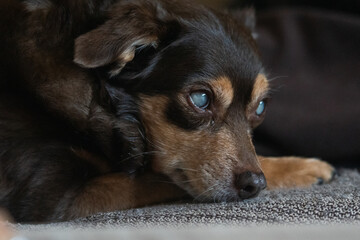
[167,163,266,203]
[168,167,233,202]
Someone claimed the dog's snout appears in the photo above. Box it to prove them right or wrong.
[234,171,267,199]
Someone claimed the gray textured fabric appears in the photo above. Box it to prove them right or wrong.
[15,225,360,240]
[16,169,360,231]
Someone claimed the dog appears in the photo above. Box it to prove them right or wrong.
[0,0,335,222]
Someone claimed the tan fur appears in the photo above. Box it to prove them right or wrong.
[139,94,260,200]
[259,156,335,189]
[209,76,234,109]
[246,74,269,117]
[251,74,269,103]
[67,172,185,219]
[110,36,159,77]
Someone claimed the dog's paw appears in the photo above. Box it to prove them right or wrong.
[259,156,336,189]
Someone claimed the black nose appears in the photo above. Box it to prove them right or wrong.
[234,171,267,199]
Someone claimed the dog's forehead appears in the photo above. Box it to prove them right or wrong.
[180,16,263,103]
[136,7,263,106]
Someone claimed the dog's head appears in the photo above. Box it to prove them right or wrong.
[75,0,269,201]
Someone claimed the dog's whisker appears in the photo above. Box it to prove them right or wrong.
[151,180,177,185]
[145,138,167,153]
[267,75,288,82]
[220,190,230,202]
[137,128,147,140]
[151,177,202,187]
[175,167,199,172]
[213,185,226,203]
[270,84,286,92]
[181,178,202,183]
[154,177,202,185]
[136,130,164,151]
[193,182,220,202]
[211,191,218,203]
[223,119,231,127]
[119,151,161,163]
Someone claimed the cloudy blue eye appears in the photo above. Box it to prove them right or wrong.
[190,92,209,109]
[256,101,266,115]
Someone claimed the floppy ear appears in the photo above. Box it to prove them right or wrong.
[231,8,257,37]
[74,1,168,75]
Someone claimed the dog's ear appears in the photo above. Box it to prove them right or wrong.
[74,1,169,75]
[231,8,256,37]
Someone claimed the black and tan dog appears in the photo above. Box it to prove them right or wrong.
[0,0,335,222]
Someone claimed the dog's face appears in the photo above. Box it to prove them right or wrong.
[75,0,269,201]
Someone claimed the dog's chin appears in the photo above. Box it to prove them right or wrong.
[168,168,240,203]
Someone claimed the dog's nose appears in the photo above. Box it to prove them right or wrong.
[234,171,267,199]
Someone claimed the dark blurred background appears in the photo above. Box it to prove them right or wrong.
[198,0,360,15]
[196,0,360,168]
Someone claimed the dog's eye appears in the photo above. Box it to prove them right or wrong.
[190,92,210,109]
[256,100,266,116]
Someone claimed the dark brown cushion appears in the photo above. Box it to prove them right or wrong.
[254,9,360,167]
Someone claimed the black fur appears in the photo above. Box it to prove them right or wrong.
[0,0,261,222]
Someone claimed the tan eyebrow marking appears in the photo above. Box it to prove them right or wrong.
[210,76,234,109]
[251,74,269,103]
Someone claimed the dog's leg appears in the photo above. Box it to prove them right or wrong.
[64,172,187,220]
[259,156,336,189]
